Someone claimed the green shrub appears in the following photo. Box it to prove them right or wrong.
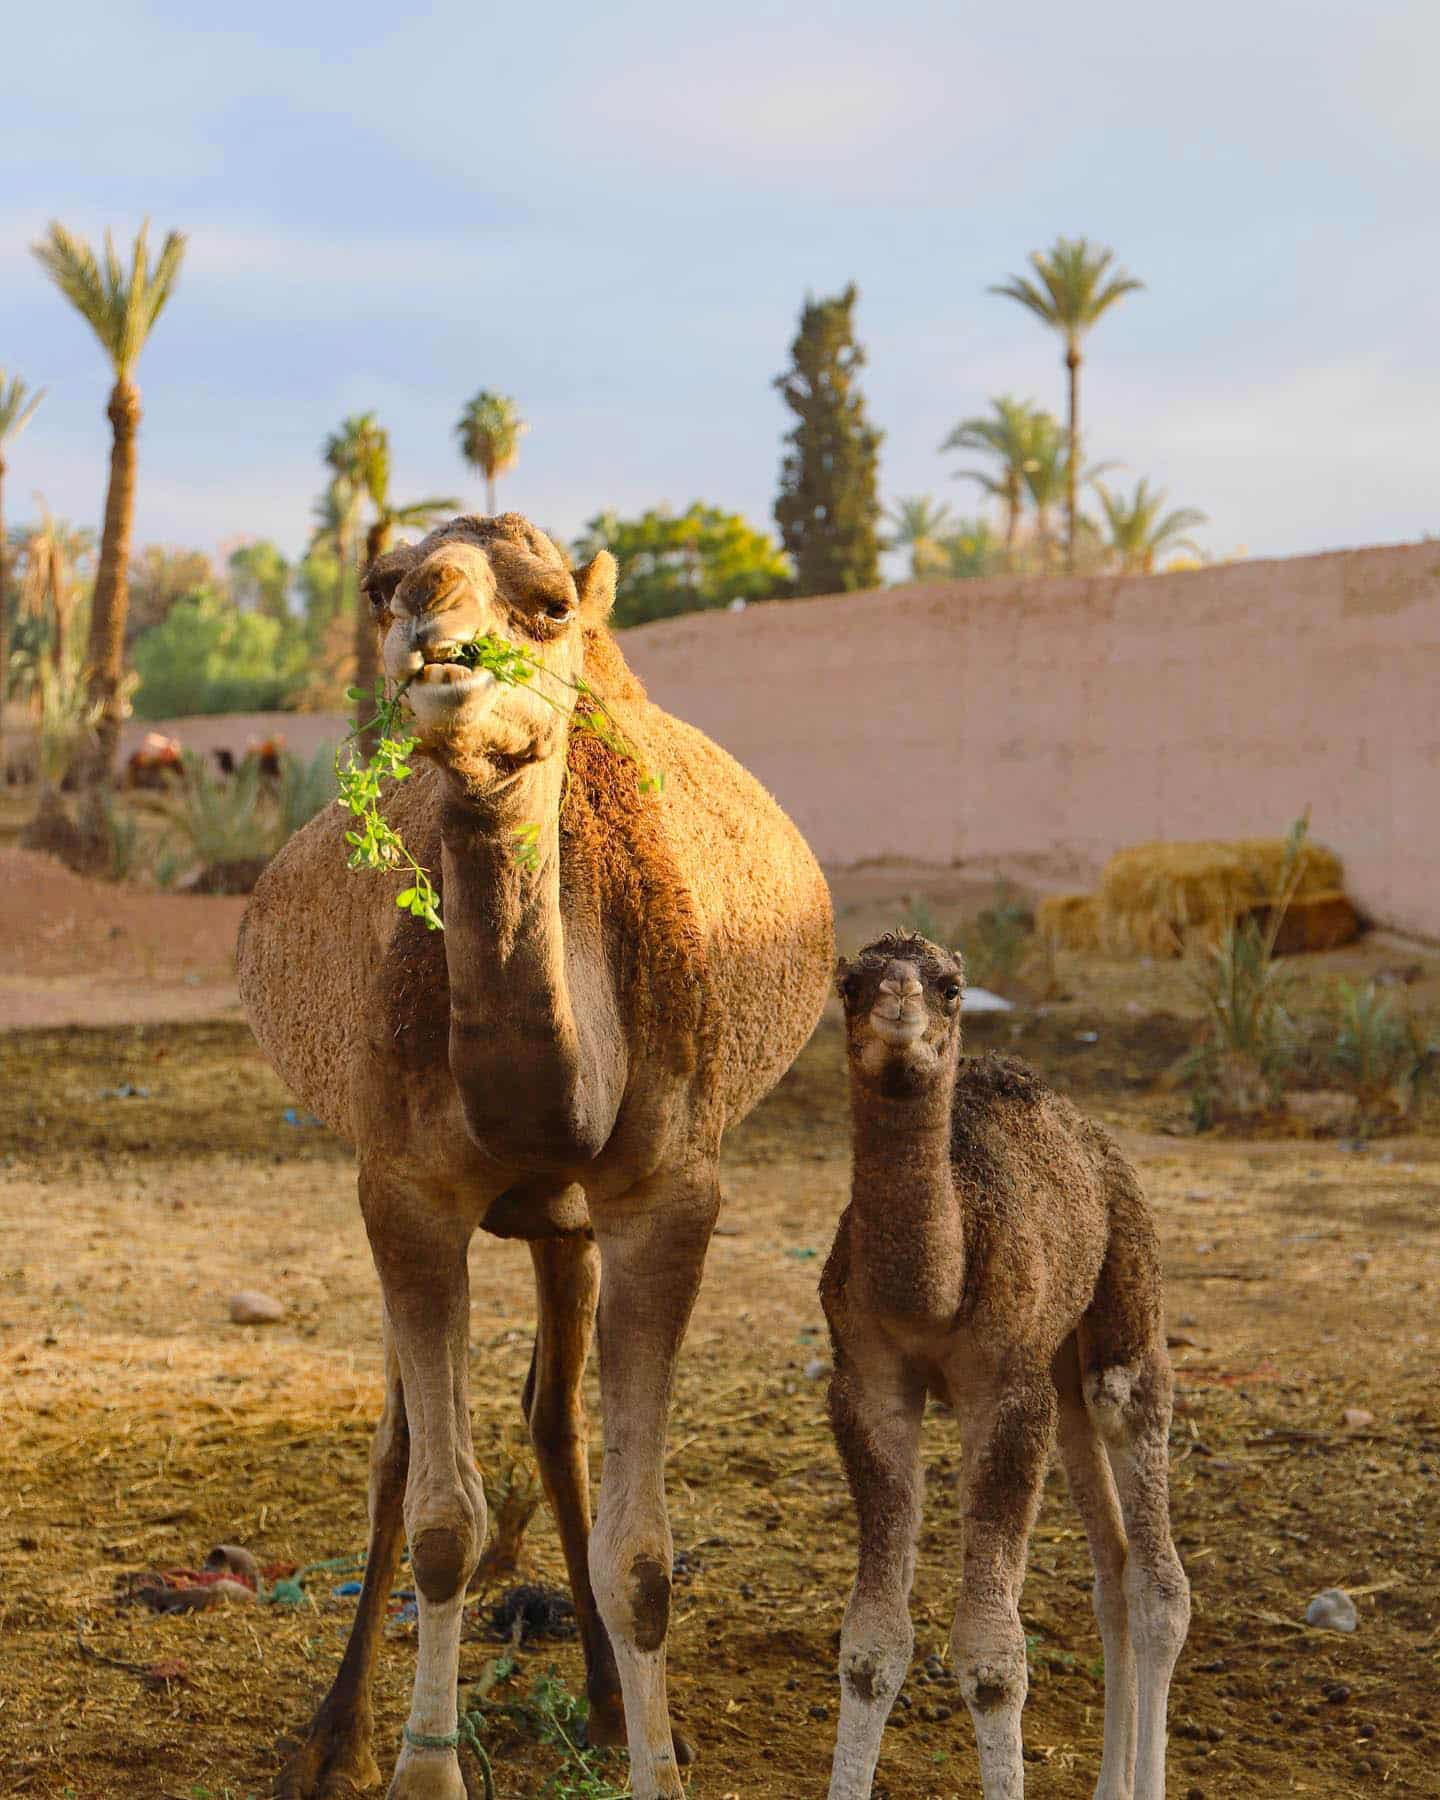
[1331,980,1438,1129]
[131,590,308,719]
[276,746,340,842]
[175,752,272,865]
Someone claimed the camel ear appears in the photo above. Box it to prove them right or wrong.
[834,955,853,999]
[574,550,617,625]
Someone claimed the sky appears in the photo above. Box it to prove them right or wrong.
[2,0,1437,572]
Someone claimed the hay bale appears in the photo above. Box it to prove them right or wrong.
[1242,890,1359,955]
[1037,892,1101,951]
[1096,838,1344,957]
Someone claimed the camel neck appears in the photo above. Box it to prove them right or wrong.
[848,1072,963,1323]
[439,754,622,1168]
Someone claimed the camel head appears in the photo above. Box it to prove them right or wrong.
[362,513,617,789]
[836,930,964,1089]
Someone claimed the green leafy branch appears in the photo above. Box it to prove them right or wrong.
[335,634,661,930]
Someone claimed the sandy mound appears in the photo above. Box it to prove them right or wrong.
[0,847,245,1028]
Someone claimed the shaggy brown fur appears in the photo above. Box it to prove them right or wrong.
[821,933,1188,1800]
[239,514,833,1800]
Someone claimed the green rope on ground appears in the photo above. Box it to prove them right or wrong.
[262,1551,371,1607]
[404,1724,461,1751]
[457,1712,497,1800]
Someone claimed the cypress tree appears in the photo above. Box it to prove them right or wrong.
[773,283,883,596]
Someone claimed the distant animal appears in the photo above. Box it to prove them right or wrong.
[126,731,184,789]
[243,734,286,781]
[212,746,236,777]
[238,512,833,1799]
[822,931,1188,1800]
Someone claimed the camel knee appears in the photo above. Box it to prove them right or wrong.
[952,1613,1028,1717]
[591,1536,672,1654]
[406,1480,486,1605]
[839,1603,912,1710]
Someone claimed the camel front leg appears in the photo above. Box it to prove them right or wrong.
[276,1312,408,1798]
[588,1163,718,1800]
[363,1175,487,1800]
[825,1341,925,1800]
[950,1371,1056,1800]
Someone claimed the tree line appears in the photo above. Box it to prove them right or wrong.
[2,219,1210,827]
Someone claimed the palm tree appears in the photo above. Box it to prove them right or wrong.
[1020,419,1121,571]
[354,427,458,751]
[0,372,45,745]
[455,391,527,514]
[31,221,185,805]
[940,396,1042,560]
[885,496,953,580]
[941,518,1002,579]
[1095,478,1207,574]
[991,237,1143,571]
[322,413,381,603]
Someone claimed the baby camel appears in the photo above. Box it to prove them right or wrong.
[821,933,1189,1800]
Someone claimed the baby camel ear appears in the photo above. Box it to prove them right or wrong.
[574,550,617,625]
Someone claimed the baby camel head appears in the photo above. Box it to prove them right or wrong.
[362,512,617,789]
[836,931,964,1092]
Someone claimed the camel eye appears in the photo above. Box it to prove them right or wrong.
[838,972,861,1003]
[943,981,962,1002]
[544,600,573,622]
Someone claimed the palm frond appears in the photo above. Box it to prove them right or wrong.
[0,372,46,441]
[32,220,186,377]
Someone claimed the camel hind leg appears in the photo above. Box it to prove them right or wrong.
[521,1230,625,1750]
[1082,1142,1189,1800]
[1054,1332,1136,1800]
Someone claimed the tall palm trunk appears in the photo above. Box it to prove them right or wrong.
[1004,473,1020,565]
[1065,344,1080,573]
[486,470,496,516]
[75,379,140,811]
[355,518,392,758]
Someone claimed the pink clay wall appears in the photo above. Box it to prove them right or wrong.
[622,542,1440,940]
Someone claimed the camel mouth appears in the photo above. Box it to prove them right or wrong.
[406,657,497,718]
[865,1005,928,1048]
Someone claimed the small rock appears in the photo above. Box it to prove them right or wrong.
[1341,1408,1375,1430]
[1323,1683,1351,1705]
[1306,1588,1358,1633]
[803,1358,831,1381]
[1167,1332,1201,1350]
[229,1290,285,1325]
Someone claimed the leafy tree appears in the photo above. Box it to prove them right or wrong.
[0,371,44,741]
[991,236,1142,570]
[940,396,1043,559]
[885,496,953,581]
[126,543,215,642]
[1094,478,1207,573]
[228,540,293,621]
[773,284,883,596]
[131,588,308,718]
[574,504,791,628]
[455,391,527,514]
[31,219,186,805]
[355,427,457,749]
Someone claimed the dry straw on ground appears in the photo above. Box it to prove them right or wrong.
[1039,837,1347,958]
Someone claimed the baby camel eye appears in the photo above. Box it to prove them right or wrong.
[942,981,962,1002]
[543,600,574,622]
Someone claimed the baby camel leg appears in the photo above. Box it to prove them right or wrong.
[825,1346,925,1800]
[522,1232,624,1749]
[1086,1353,1189,1800]
[363,1176,488,1800]
[1055,1335,1136,1800]
[587,1164,718,1800]
[276,1313,408,1797]
[951,1372,1056,1800]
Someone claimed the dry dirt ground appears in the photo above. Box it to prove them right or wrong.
[0,852,1437,1799]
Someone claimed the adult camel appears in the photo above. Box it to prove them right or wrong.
[238,513,833,1799]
